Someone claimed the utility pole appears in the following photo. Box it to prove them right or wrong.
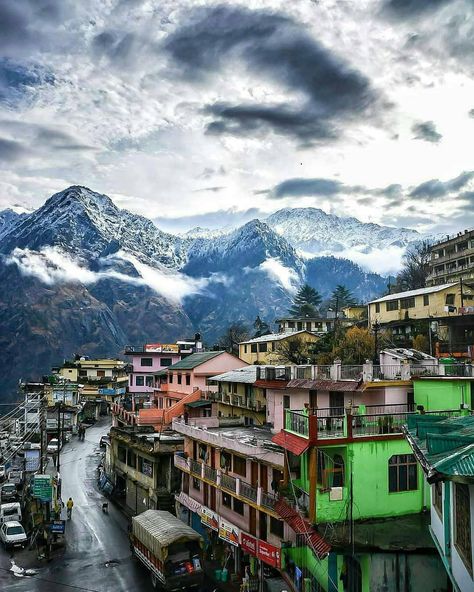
[460,277,465,308]
[56,402,62,472]
[40,396,46,473]
[372,320,380,364]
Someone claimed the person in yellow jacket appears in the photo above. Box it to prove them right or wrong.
[66,497,74,519]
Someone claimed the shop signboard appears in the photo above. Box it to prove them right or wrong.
[240,532,257,556]
[200,507,219,531]
[218,519,240,547]
[98,387,126,395]
[175,492,202,513]
[25,448,40,472]
[33,474,53,502]
[257,541,281,568]
[145,343,179,353]
[48,520,66,534]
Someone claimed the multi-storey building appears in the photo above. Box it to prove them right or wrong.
[368,283,474,359]
[404,410,474,592]
[427,228,474,286]
[276,317,335,334]
[239,331,319,365]
[107,424,184,515]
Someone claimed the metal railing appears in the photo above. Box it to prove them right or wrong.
[285,410,309,437]
[409,364,439,376]
[316,415,345,438]
[240,480,258,502]
[221,472,237,494]
[314,366,332,380]
[204,465,217,483]
[352,412,408,437]
[189,459,202,476]
[261,490,277,510]
[295,366,312,380]
[340,365,363,380]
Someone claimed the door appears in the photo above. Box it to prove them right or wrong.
[203,483,209,507]
[259,511,267,541]
[251,461,258,487]
[210,447,216,469]
[309,390,318,410]
[210,485,216,511]
[260,465,268,493]
[407,390,415,412]
[329,391,344,416]
[249,507,257,536]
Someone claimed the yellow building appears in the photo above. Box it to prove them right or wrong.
[367,282,474,326]
[342,305,366,320]
[238,330,319,364]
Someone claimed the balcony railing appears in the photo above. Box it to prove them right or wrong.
[314,365,332,380]
[261,490,277,510]
[204,465,218,483]
[174,453,189,472]
[240,480,258,503]
[221,472,237,494]
[285,410,309,437]
[340,365,363,380]
[189,459,202,477]
[352,413,408,437]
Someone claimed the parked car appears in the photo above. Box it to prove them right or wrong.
[0,521,27,550]
[47,438,61,455]
[0,465,5,482]
[7,469,23,489]
[0,483,18,502]
[0,502,22,524]
[99,435,110,448]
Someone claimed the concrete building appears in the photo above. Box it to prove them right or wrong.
[427,228,474,286]
[238,331,319,365]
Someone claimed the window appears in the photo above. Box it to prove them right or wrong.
[423,294,430,306]
[259,342,268,353]
[270,516,284,538]
[141,358,153,367]
[244,345,248,354]
[135,376,144,387]
[388,454,417,492]
[445,293,455,305]
[221,451,231,471]
[283,395,290,409]
[386,300,399,311]
[127,449,137,468]
[160,358,172,367]
[233,455,246,477]
[251,344,258,353]
[375,303,380,313]
[433,482,442,519]
[97,370,105,377]
[233,498,244,515]
[185,374,191,386]
[177,374,182,385]
[222,492,232,507]
[145,376,154,387]
[117,445,126,463]
[79,369,87,377]
[138,456,153,477]
[169,373,173,383]
[455,483,472,573]
[400,297,415,309]
[288,321,295,329]
[192,477,201,491]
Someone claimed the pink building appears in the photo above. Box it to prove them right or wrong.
[156,351,247,409]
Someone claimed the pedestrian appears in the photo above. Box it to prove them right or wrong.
[66,497,74,519]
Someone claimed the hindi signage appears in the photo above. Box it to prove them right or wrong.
[200,507,219,531]
[218,519,240,547]
[257,540,281,568]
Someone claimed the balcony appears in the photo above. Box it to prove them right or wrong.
[285,410,309,437]
[173,453,278,514]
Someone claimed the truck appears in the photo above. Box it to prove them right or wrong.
[130,510,204,591]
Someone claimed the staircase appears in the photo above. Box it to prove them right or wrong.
[137,389,204,428]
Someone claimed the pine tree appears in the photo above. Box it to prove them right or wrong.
[288,284,322,318]
[330,285,356,309]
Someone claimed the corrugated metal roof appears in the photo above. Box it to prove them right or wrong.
[288,379,362,392]
[212,366,259,383]
[239,330,315,344]
[185,400,211,408]
[167,351,224,370]
[272,430,310,456]
[369,282,457,304]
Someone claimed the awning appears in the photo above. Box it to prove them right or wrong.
[275,499,331,559]
[185,400,212,408]
[272,430,310,456]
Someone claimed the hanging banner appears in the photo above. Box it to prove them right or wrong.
[218,519,239,546]
[200,507,219,531]
[25,449,40,472]
[257,541,281,568]
[145,344,179,353]
[240,532,257,556]
[175,492,202,513]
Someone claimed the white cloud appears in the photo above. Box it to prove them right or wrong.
[333,245,405,276]
[258,257,299,292]
[5,246,221,303]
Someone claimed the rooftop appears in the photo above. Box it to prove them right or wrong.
[239,330,314,345]
[405,414,474,481]
[381,348,437,361]
[368,282,458,304]
[167,351,225,370]
[211,365,262,384]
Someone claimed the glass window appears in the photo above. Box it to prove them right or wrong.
[127,450,136,468]
[160,358,172,367]
[400,297,415,309]
[233,498,244,515]
[375,303,380,313]
[455,483,472,573]
[177,374,182,385]
[433,482,442,519]
[388,454,418,492]
[145,376,154,387]
[169,373,173,383]
[259,342,268,353]
[185,374,191,386]
[244,345,248,353]
[222,492,232,507]
[233,455,246,477]
[288,321,295,328]
[138,456,153,477]
[386,300,399,311]
[445,293,455,305]
[283,395,290,409]
[117,445,126,463]
[423,294,429,306]
[251,344,258,353]
[192,477,200,491]
[141,358,153,367]
[270,516,284,538]
[135,376,144,386]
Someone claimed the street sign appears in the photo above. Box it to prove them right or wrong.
[33,474,53,502]
[48,520,65,534]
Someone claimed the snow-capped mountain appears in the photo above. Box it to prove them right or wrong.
[0,185,387,402]
[0,208,26,239]
[265,208,419,254]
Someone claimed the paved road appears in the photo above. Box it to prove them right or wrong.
[0,418,154,592]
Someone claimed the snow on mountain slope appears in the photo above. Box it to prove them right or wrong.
[265,207,419,254]
[0,209,26,239]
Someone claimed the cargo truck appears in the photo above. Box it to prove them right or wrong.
[130,510,204,591]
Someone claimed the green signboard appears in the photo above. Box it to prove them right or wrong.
[33,474,53,502]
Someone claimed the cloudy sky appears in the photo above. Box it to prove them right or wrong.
[0,0,473,234]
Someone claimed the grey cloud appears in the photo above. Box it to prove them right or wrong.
[0,120,96,152]
[155,207,263,233]
[409,171,474,198]
[166,5,380,142]
[0,137,27,162]
[272,178,342,198]
[412,121,442,143]
[192,187,224,193]
[383,0,454,18]
[469,109,474,118]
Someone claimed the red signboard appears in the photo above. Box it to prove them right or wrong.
[240,533,257,556]
[257,540,281,568]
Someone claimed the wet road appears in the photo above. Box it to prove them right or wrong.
[0,418,154,592]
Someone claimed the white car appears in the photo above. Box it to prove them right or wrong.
[47,439,61,454]
[0,521,27,550]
